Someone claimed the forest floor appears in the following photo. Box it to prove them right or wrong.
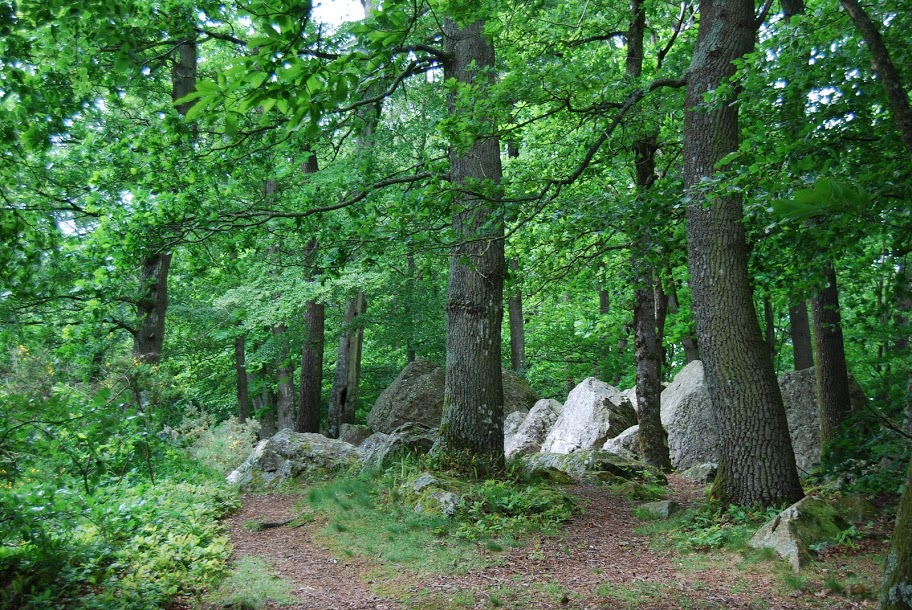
[197,476,888,610]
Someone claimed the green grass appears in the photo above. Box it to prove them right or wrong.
[205,556,297,608]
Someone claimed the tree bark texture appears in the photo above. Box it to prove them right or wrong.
[328,292,366,438]
[789,300,814,370]
[297,300,325,434]
[508,258,526,374]
[272,321,296,431]
[634,271,672,471]
[683,0,803,506]
[133,252,172,365]
[811,261,851,448]
[839,0,912,158]
[235,333,250,424]
[439,18,506,468]
[879,456,912,609]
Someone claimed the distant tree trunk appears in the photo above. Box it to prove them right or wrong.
[272,321,296,431]
[438,18,506,470]
[297,299,325,434]
[789,300,814,370]
[133,37,196,366]
[839,0,912,157]
[508,259,526,374]
[328,292,366,437]
[406,253,418,363]
[880,456,912,609]
[684,0,803,506]
[134,252,172,365]
[235,333,250,424]
[812,261,851,449]
[257,365,278,438]
[682,336,700,363]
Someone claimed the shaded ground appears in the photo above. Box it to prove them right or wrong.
[214,477,884,609]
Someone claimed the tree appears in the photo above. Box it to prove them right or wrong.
[789,301,814,370]
[438,17,506,470]
[812,261,851,448]
[683,0,803,506]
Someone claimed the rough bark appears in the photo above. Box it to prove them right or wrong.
[235,333,250,424]
[297,300,325,434]
[880,456,912,609]
[508,258,526,374]
[683,0,803,506]
[634,271,672,471]
[328,292,366,438]
[439,18,506,469]
[839,0,912,158]
[272,321,296,431]
[789,300,814,370]
[811,261,852,449]
[133,252,172,365]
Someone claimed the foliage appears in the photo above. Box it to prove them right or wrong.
[204,556,297,609]
[635,502,783,553]
[185,413,261,476]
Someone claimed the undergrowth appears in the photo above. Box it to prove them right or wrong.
[302,455,578,579]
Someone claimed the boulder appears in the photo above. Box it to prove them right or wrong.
[503,369,541,416]
[367,359,445,433]
[622,387,639,411]
[778,367,869,473]
[749,496,852,571]
[603,424,640,461]
[338,423,372,446]
[639,500,681,519]
[227,429,361,489]
[503,410,527,439]
[679,462,718,484]
[541,378,637,454]
[505,399,563,459]
[521,450,666,485]
[366,360,540,434]
[405,472,462,516]
[660,361,719,470]
[359,422,438,470]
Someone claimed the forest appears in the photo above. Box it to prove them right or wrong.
[1,0,911,607]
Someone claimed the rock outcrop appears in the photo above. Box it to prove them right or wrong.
[603,424,640,461]
[521,450,666,485]
[749,496,852,571]
[359,422,438,470]
[505,398,563,459]
[227,429,361,489]
[366,360,539,433]
[338,423,372,446]
[660,361,719,470]
[541,378,637,454]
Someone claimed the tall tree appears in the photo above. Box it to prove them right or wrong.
[438,17,506,470]
[328,291,366,437]
[683,0,803,506]
[812,261,851,448]
[789,301,814,370]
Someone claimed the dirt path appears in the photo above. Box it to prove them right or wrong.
[222,478,878,609]
[225,493,400,609]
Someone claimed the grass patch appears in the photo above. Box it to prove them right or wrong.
[595,581,667,608]
[206,556,297,608]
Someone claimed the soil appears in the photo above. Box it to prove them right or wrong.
[212,476,885,609]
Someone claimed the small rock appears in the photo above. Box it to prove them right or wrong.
[679,463,717,484]
[639,500,681,519]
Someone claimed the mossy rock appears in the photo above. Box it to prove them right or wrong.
[831,494,879,524]
[399,471,467,517]
[749,496,852,571]
[613,481,668,501]
[521,450,667,485]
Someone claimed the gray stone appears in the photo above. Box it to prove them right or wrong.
[541,378,637,454]
[505,398,563,459]
[521,450,666,485]
[423,491,459,516]
[639,500,681,519]
[749,496,852,571]
[622,387,639,411]
[503,410,527,439]
[778,367,869,474]
[679,462,717,484]
[603,424,640,461]
[366,360,539,434]
[338,423,372,446]
[366,359,446,433]
[359,422,438,470]
[412,472,439,492]
[660,361,719,470]
[227,429,361,489]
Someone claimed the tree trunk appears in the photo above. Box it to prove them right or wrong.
[297,299,325,434]
[508,259,526,374]
[839,0,912,157]
[439,18,506,470]
[683,0,803,506]
[328,291,366,438]
[812,261,851,449]
[272,321,296,431]
[134,252,172,365]
[235,333,250,424]
[789,300,814,370]
[880,456,912,609]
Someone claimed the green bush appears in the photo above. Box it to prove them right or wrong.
[188,415,261,476]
